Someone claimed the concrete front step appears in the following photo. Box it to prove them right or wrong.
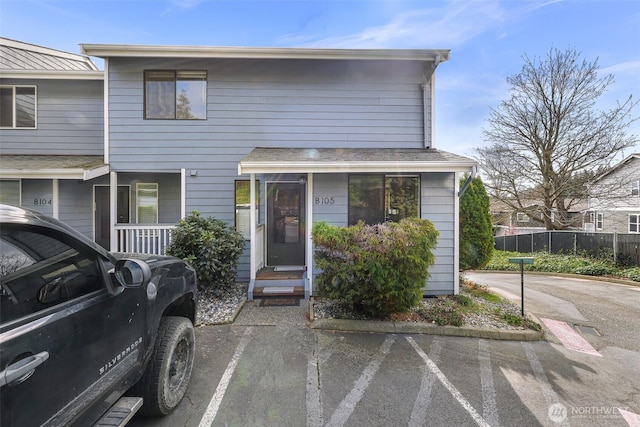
[253,286,305,298]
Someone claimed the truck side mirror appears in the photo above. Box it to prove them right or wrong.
[114,259,151,288]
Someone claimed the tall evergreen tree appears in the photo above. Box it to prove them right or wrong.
[459,176,494,270]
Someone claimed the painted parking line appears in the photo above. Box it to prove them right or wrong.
[522,342,570,427]
[619,408,640,427]
[541,318,602,357]
[407,337,491,427]
[325,335,396,427]
[198,327,253,427]
[408,338,442,427]
[478,339,500,427]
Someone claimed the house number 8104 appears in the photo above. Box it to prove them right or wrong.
[34,199,52,205]
[315,197,335,205]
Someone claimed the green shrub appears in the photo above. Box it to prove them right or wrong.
[574,262,617,276]
[621,267,640,282]
[166,211,245,289]
[459,176,494,270]
[312,218,439,318]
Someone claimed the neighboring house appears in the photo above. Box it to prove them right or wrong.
[0,38,108,242]
[491,197,587,236]
[588,153,640,233]
[2,39,478,298]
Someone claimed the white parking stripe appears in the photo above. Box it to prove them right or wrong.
[325,335,396,427]
[408,338,442,427]
[619,408,640,427]
[198,327,253,427]
[407,337,492,427]
[541,318,602,357]
[306,338,323,427]
[521,342,569,427]
[478,339,500,427]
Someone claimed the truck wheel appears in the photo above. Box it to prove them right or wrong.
[137,316,195,415]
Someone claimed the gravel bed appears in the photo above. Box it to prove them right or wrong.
[195,283,536,330]
[196,283,248,326]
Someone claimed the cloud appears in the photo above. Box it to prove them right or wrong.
[600,60,640,75]
[277,1,509,49]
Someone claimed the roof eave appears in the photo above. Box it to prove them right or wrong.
[80,44,450,62]
[239,160,475,175]
[0,70,104,80]
[1,165,109,181]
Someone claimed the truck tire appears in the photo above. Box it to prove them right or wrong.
[137,316,195,415]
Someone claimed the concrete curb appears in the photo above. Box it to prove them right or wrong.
[473,269,640,288]
[309,318,544,341]
[308,297,544,341]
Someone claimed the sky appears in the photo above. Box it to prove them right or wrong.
[1,0,639,157]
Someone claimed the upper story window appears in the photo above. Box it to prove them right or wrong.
[596,212,604,230]
[144,71,207,120]
[0,86,36,128]
[632,180,639,196]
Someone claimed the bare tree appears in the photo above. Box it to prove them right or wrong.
[477,47,638,230]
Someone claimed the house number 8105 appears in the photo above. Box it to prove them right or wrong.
[315,197,335,205]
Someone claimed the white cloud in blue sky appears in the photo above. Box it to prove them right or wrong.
[1,0,638,156]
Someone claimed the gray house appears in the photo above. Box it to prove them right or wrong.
[588,153,640,233]
[0,38,107,240]
[3,39,477,299]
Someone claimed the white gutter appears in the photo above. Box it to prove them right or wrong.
[239,160,476,175]
[81,44,450,63]
[0,70,103,80]
[0,166,109,180]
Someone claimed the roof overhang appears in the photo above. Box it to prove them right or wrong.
[0,70,104,80]
[0,155,109,180]
[80,44,450,63]
[238,148,476,175]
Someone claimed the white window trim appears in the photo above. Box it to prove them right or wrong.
[596,212,604,230]
[629,214,640,233]
[516,212,529,223]
[0,85,37,129]
[632,180,639,197]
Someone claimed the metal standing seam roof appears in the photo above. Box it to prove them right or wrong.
[238,148,476,174]
[0,37,102,79]
[0,155,109,180]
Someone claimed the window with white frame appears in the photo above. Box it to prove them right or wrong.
[596,213,604,230]
[0,86,36,128]
[144,71,207,120]
[632,180,639,196]
[516,212,529,223]
[630,214,640,233]
[136,183,158,223]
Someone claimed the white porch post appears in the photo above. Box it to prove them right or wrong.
[250,173,257,281]
[109,171,118,251]
[453,171,460,295]
[52,179,59,219]
[180,168,186,218]
[306,173,314,297]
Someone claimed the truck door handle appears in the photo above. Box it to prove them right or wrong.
[0,351,50,387]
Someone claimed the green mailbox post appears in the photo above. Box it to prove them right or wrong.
[508,257,534,316]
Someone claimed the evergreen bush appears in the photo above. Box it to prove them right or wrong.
[312,218,439,318]
[166,211,245,289]
[459,175,494,270]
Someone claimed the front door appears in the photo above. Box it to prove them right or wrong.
[95,186,130,250]
[267,182,305,266]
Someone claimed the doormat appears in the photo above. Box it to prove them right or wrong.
[273,266,306,272]
[259,297,301,307]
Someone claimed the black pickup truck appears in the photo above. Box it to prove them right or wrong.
[0,204,198,426]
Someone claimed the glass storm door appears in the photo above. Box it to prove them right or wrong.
[267,182,305,266]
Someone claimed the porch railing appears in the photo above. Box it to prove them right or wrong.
[114,224,176,255]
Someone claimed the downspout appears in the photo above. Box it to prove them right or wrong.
[422,55,441,149]
[458,166,477,198]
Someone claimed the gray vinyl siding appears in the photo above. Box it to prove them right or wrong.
[0,79,103,155]
[421,173,456,295]
[21,179,53,216]
[58,180,95,238]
